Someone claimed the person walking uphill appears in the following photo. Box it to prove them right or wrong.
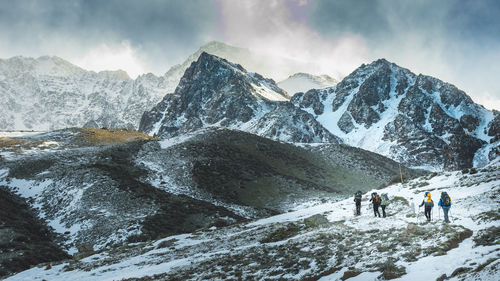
[438,192,452,223]
[370,192,381,217]
[380,193,390,218]
[354,191,362,216]
[419,192,434,222]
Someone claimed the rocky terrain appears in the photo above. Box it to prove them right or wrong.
[278,72,338,96]
[139,52,339,144]
[291,59,500,170]
[0,41,334,131]
[0,128,418,278]
[141,53,499,170]
[2,43,498,171]
[4,157,498,281]
[0,186,69,277]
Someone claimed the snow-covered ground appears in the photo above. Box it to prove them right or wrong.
[0,131,46,138]
[5,160,499,280]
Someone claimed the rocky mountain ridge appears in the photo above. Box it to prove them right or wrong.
[139,52,339,144]
[291,59,499,170]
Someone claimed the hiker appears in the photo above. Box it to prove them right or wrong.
[354,191,362,215]
[369,192,381,217]
[380,193,390,218]
[419,192,434,221]
[438,192,452,223]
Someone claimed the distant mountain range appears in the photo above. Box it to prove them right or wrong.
[140,53,499,170]
[1,42,499,170]
[0,41,335,131]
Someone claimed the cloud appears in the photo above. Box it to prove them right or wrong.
[307,0,500,110]
[0,0,217,75]
[213,0,370,79]
[0,0,498,109]
[73,41,146,78]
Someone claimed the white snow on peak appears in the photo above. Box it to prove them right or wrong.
[278,72,338,96]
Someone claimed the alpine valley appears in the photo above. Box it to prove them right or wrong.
[0,41,499,280]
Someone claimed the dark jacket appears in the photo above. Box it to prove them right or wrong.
[370,196,381,206]
[419,199,434,208]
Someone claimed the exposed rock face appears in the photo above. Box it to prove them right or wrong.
[292,58,497,170]
[140,52,339,144]
[488,111,500,143]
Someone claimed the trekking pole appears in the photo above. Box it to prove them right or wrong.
[439,207,441,220]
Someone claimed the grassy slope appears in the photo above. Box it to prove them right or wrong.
[174,129,424,210]
[0,187,69,278]
[6,160,498,281]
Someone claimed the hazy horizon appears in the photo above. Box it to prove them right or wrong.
[0,0,499,110]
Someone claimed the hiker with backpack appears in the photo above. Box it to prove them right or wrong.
[354,191,362,215]
[419,192,434,222]
[369,192,381,217]
[380,193,390,218]
[438,192,452,223]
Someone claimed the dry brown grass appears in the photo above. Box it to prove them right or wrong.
[77,128,158,144]
[0,137,27,152]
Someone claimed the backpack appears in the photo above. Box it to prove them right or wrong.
[441,192,451,207]
[355,191,362,200]
[374,194,380,204]
[425,199,434,208]
[381,193,390,205]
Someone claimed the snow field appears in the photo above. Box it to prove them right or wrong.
[5,161,499,280]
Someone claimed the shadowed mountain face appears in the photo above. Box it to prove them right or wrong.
[292,59,499,170]
[0,187,69,278]
[139,52,339,144]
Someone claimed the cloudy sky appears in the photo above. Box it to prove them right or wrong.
[0,0,499,109]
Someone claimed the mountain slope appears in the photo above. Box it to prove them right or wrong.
[0,186,69,278]
[278,72,338,96]
[139,52,339,143]
[292,59,499,170]
[0,127,414,261]
[6,158,498,281]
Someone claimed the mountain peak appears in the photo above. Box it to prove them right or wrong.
[186,51,247,78]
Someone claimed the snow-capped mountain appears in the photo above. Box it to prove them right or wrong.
[139,52,339,143]
[278,72,338,96]
[0,41,337,131]
[0,56,169,130]
[292,59,500,170]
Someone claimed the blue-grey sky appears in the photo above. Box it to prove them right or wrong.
[0,0,499,109]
